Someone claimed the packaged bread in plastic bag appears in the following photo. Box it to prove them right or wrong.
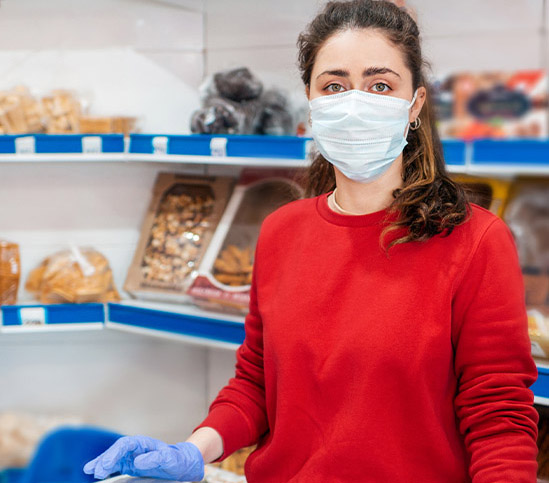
[0,241,21,305]
[25,246,120,304]
[504,180,549,359]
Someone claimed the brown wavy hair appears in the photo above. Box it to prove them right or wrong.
[297,0,469,249]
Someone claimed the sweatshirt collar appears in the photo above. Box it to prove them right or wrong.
[316,191,397,227]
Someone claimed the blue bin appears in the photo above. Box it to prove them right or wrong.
[0,468,25,483]
[20,426,121,483]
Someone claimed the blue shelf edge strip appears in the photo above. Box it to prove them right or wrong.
[129,134,311,160]
[532,365,549,400]
[0,134,548,168]
[0,134,125,154]
[107,303,245,346]
[1,303,104,326]
[472,139,549,166]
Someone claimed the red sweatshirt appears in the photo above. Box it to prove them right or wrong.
[196,193,538,482]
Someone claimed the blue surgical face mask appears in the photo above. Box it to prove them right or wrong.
[309,89,418,183]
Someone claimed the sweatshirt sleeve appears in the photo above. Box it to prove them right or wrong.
[452,216,539,482]
[193,234,268,461]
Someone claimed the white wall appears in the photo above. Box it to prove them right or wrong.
[0,0,204,133]
[0,0,214,447]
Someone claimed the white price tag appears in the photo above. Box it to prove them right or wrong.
[15,136,36,154]
[304,139,315,158]
[82,136,103,153]
[210,137,228,157]
[152,136,169,155]
[19,307,46,326]
[531,341,547,359]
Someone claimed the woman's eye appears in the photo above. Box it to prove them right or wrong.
[325,84,344,93]
[372,82,391,93]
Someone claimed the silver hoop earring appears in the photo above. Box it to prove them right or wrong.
[409,118,421,131]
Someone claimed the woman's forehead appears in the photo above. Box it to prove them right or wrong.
[313,28,407,74]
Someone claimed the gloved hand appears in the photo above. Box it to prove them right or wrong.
[82,435,204,481]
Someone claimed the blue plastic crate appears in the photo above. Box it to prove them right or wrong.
[0,468,25,483]
[108,303,245,345]
[472,139,549,166]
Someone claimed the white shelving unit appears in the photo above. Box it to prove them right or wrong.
[1,134,549,401]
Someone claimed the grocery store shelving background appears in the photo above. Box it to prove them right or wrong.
[0,0,548,444]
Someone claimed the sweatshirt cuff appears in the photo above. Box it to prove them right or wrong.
[194,404,254,462]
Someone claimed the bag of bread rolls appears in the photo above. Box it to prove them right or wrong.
[0,241,21,305]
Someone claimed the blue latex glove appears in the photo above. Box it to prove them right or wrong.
[82,435,204,481]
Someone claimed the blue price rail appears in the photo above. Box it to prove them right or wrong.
[0,303,105,332]
[472,139,549,167]
[129,133,312,160]
[107,303,245,348]
[0,134,125,154]
[533,363,549,405]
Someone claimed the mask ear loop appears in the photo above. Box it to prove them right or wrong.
[405,89,420,137]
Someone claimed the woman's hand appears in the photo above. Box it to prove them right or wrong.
[82,435,204,481]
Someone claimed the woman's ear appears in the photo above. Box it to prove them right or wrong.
[409,86,427,123]
[305,84,310,100]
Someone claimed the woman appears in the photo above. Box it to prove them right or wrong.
[84,1,538,481]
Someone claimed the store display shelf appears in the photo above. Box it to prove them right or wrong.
[467,139,549,175]
[0,135,547,174]
[0,134,125,155]
[0,303,105,333]
[533,361,549,406]
[0,153,127,163]
[106,300,245,350]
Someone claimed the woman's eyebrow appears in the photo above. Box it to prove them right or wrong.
[363,66,401,78]
[316,66,401,80]
[316,69,349,79]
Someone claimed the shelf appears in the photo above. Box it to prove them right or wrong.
[0,303,105,333]
[0,300,243,348]
[533,361,549,406]
[0,134,125,155]
[106,300,244,350]
[3,301,549,405]
[0,134,546,174]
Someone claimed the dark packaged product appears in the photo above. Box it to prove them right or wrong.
[214,67,263,102]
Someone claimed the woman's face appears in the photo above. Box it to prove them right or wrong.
[307,28,425,122]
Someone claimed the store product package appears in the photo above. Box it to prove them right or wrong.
[125,173,234,303]
[432,70,548,139]
[502,179,549,359]
[0,241,20,305]
[188,168,304,314]
[190,67,296,136]
[451,175,512,216]
[25,247,120,304]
